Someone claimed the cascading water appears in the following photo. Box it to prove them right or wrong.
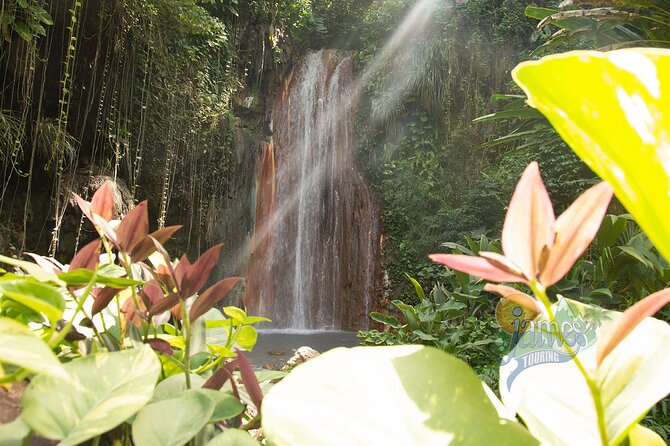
[244,50,382,330]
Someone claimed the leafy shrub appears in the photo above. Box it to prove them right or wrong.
[0,183,271,445]
[360,273,505,386]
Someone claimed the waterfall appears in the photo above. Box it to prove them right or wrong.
[245,50,382,330]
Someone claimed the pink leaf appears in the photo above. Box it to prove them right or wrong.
[90,182,115,221]
[202,360,238,390]
[69,239,102,271]
[429,254,526,283]
[484,283,541,313]
[189,277,242,322]
[502,162,556,280]
[141,280,165,306]
[479,251,525,277]
[145,338,173,356]
[116,201,149,253]
[149,236,182,297]
[148,292,180,317]
[174,254,191,289]
[540,182,613,286]
[182,244,223,298]
[91,214,119,246]
[91,286,121,315]
[597,288,670,366]
[25,253,63,274]
[130,225,182,262]
[236,350,263,409]
[73,193,93,222]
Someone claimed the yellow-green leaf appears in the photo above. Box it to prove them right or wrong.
[0,317,68,379]
[263,346,538,446]
[0,280,65,324]
[512,49,670,263]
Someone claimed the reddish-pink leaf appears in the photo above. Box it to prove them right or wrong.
[69,239,102,271]
[130,225,182,262]
[597,288,670,366]
[121,296,146,328]
[479,252,525,277]
[90,182,115,221]
[429,254,526,283]
[73,193,93,222]
[141,280,165,306]
[148,292,180,317]
[236,350,263,409]
[91,286,121,315]
[25,253,63,274]
[91,214,119,246]
[190,277,242,322]
[202,360,238,390]
[540,182,613,286]
[183,244,223,297]
[484,283,541,313]
[141,261,176,292]
[174,255,191,289]
[116,201,149,253]
[501,162,556,280]
[150,236,181,297]
[145,338,173,356]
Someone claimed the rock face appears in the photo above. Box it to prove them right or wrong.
[244,50,382,330]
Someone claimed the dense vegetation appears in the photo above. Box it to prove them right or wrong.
[0,0,324,260]
[2,0,670,444]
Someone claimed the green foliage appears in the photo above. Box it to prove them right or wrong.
[0,184,268,444]
[0,109,24,169]
[0,0,53,42]
[22,347,160,445]
[361,271,506,387]
[558,215,670,313]
[513,49,670,266]
[351,0,588,302]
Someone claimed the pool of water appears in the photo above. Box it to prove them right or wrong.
[245,330,360,369]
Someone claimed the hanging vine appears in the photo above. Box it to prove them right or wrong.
[49,0,82,256]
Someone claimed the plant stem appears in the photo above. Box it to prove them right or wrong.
[49,273,98,348]
[181,300,192,389]
[0,369,29,384]
[529,280,609,446]
[120,252,145,347]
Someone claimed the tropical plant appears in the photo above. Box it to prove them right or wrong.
[0,182,272,445]
[559,214,670,311]
[0,0,53,42]
[360,273,504,386]
[258,48,670,446]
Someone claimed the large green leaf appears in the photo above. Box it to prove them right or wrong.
[0,417,30,446]
[21,346,160,446]
[58,268,142,288]
[627,424,667,445]
[150,374,244,422]
[499,299,670,445]
[207,429,261,446]
[131,389,215,446]
[0,254,62,284]
[151,373,206,402]
[0,317,68,379]
[262,345,538,446]
[195,388,245,422]
[0,279,65,323]
[512,49,670,264]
